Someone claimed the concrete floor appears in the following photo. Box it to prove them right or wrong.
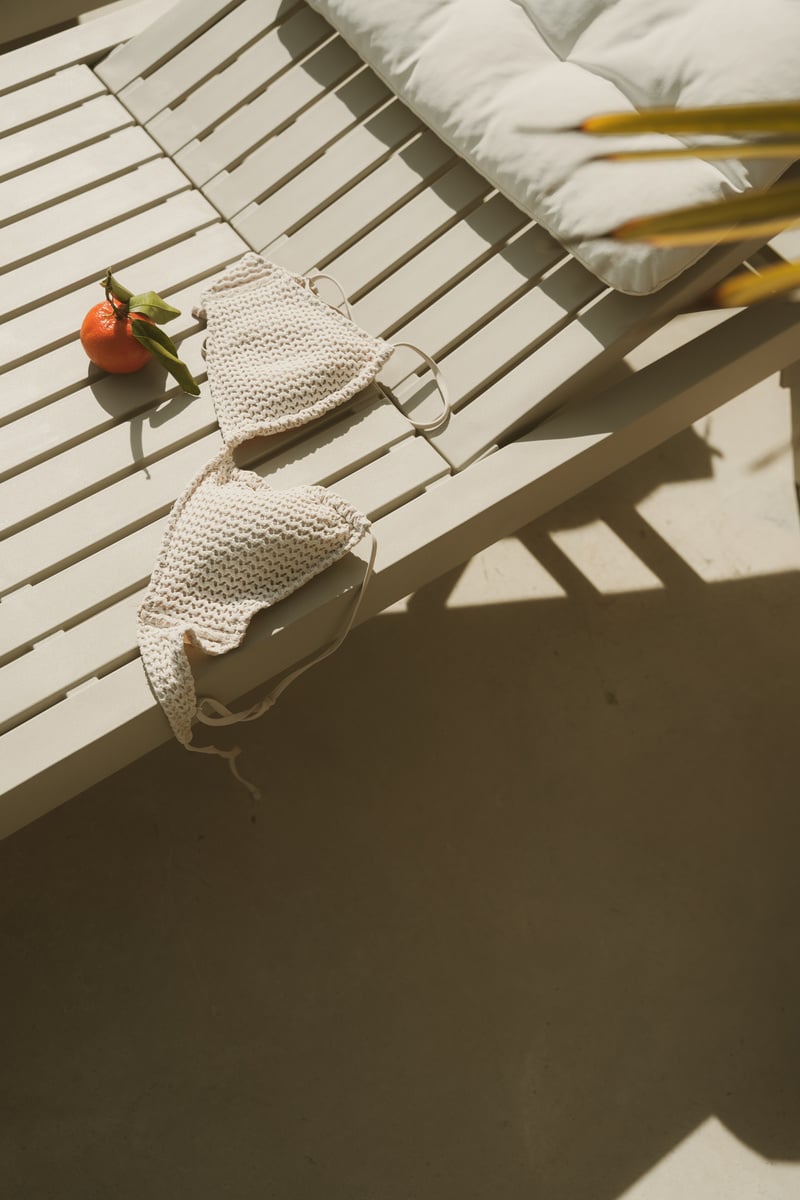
[2,356,800,1197]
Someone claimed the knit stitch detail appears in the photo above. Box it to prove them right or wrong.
[137,446,370,746]
[193,253,395,447]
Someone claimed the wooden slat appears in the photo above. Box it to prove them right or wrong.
[268,129,454,266]
[0,126,161,227]
[234,98,422,252]
[0,157,189,270]
[0,282,218,478]
[94,0,244,93]
[0,432,223,596]
[320,161,490,300]
[0,338,211,536]
[0,595,141,736]
[353,197,547,345]
[333,436,448,521]
[0,192,219,363]
[0,392,412,662]
[176,35,362,189]
[0,523,162,664]
[0,222,246,426]
[0,94,133,182]
[240,390,414,488]
[379,219,566,379]
[142,3,328,142]
[430,304,640,470]
[0,412,442,735]
[202,65,390,219]
[423,260,604,401]
[0,65,103,136]
[389,256,605,431]
[0,0,171,95]
[429,242,768,470]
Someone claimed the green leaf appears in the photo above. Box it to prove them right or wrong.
[127,290,181,324]
[103,269,132,304]
[609,181,800,245]
[712,259,800,306]
[599,139,800,163]
[582,101,800,137]
[130,319,200,396]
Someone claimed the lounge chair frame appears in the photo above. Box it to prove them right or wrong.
[2,0,799,836]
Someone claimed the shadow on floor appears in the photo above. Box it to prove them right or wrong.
[2,422,799,1199]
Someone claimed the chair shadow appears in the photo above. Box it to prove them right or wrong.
[1,427,798,1199]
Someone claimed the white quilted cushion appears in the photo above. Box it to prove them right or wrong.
[306,0,799,294]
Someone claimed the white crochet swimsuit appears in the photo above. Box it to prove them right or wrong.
[137,253,448,794]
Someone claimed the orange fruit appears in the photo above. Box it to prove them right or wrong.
[79,300,154,374]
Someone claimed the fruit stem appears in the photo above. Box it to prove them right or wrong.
[104,277,128,321]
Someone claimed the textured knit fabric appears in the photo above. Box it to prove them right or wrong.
[193,253,396,447]
[137,446,371,747]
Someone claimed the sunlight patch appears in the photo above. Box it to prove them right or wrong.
[446,538,566,607]
[549,521,664,594]
[616,1117,799,1200]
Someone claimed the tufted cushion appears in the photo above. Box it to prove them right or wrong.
[306,0,799,294]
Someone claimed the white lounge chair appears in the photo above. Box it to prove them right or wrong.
[2,0,799,837]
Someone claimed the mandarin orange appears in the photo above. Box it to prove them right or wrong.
[80,301,155,374]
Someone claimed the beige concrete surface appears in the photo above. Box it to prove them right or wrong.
[2,353,799,1197]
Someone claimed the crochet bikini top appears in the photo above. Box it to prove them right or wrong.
[193,252,450,444]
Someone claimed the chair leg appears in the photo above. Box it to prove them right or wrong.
[779,360,800,514]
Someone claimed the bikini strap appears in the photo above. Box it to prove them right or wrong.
[382,341,451,433]
[193,529,378,796]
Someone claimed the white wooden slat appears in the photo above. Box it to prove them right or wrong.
[203,65,388,218]
[149,6,330,157]
[0,432,223,596]
[0,522,162,663]
[1,280,224,475]
[94,0,243,93]
[0,190,218,331]
[0,658,165,839]
[379,220,566,388]
[0,158,189,271]
[0,94,133,181]
[0,65,103,137]
[0,411,439,731]
[0,594,141,736]
[0,0,171,95]
[391,257,605,424]
[268,130,454,267]
[430,244,763,471]
[309,436,449,522]
[0,340,211,535]
[322,161,490,303]
[232,98,422,251]
[0,232,223,374]
[0,127,160,227]
[132,2,325,133]
[240,391,413,488]
[429,317,633,471]
[175,35,363,189]
[351,196,545,349]
[0,392,411,660]
[0,222,246,420]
